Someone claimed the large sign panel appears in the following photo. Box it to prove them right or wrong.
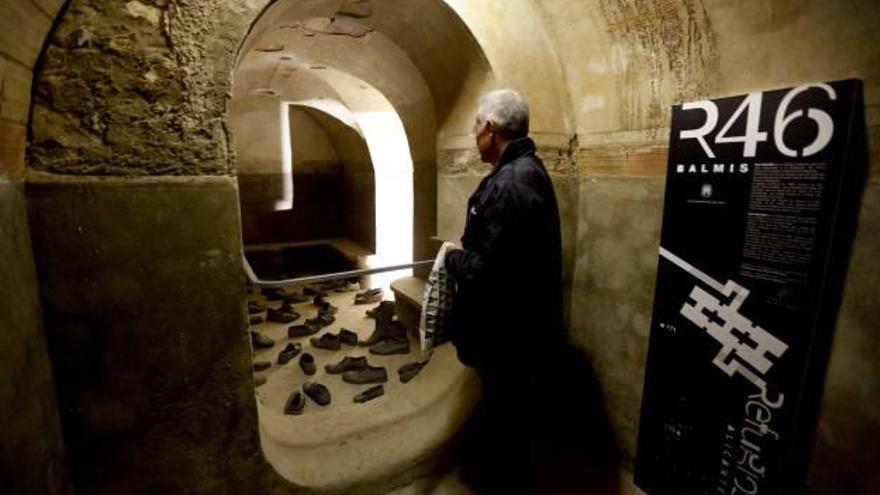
[635,80,866,495]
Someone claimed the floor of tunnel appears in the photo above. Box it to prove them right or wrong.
[247,280,480,490]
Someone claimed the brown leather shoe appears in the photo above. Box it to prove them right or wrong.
[342,365,388,384]
[277,342,303,364]
[353,384,385,403]
[303,382,331,406]
[251,331,275,349]
[310,332,341,350]
[325,356,369,374]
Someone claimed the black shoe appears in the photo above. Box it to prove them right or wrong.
[325,356,369,374]
[339,328,358,346]
[267,307,300,324]
[284,390,305,415]
[355,292,383,305]
[365,301,395,319]
[299,353,316,375]
[398,360,429,383]
[249,315,264,325]
[313,295,327,306]
[303,287,327,297]
[360,316,394,347]
[303,382,331,406]
[354,384,385,403]
[318,303,338,317]
[254,360,272,372]
[356,287,383,298]
[262,287,291,301]
[342,365,388,384]
[305,314,335,327]
[248,301,266,314]
[251,331,275,349]
[281,292,308,304]
[277,342,303,364]
[370,337,410,356]
[288,322,320,338]
[310,332,341,351]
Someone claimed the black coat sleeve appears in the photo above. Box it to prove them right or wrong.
[445,181,526,288]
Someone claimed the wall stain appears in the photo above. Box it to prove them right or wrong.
[599,0,719,130]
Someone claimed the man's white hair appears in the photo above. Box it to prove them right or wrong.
[476,89,530,139]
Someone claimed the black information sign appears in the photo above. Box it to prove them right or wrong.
[635,80,866,495]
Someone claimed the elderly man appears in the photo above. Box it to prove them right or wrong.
[445,89,564,494]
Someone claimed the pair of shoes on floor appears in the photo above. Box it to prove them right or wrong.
[353,384,384,403]
[361,319,410,355]
[251,331,275,349]
[359,310,398,346]
[355,287,383,305]
[288,321,320,338]
[284,382,331,414]
[398,360,429,383]
[277,342,303,365]
[325,355,388,384]
[365,300,395,319]
[311,329,358,350]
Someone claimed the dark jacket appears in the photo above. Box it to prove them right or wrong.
[445,137,564,372]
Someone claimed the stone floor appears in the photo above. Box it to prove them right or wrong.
[247,280,480,492]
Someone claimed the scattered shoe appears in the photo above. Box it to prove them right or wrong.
[281,291,309,304]
[305,314,335,327]
[318,302,338,317]
[251,331,275,349]
[310,332,341,351]
[339,328,358,346]
[288,322,321,338]
[354,384,385,403]
[313,294,328,306]
[254,360,272,372]
[325,356,369,374]
[267,303,300,323]
[255,375,267,387]
[303,382,331,406]
[277,342,303,365]
[299,353,316,375]
[302,287,327,297]
[335,280,360,292]
[249,315,264,325]
[365,301,395,319]
[262,287,289,301]
[360,310,395,347]
[284,390,305,415]
[355,288,383,305]
[398,360,429,383]
[248,301,266,314]
[370,337,411,356]
[343,365,388,384]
